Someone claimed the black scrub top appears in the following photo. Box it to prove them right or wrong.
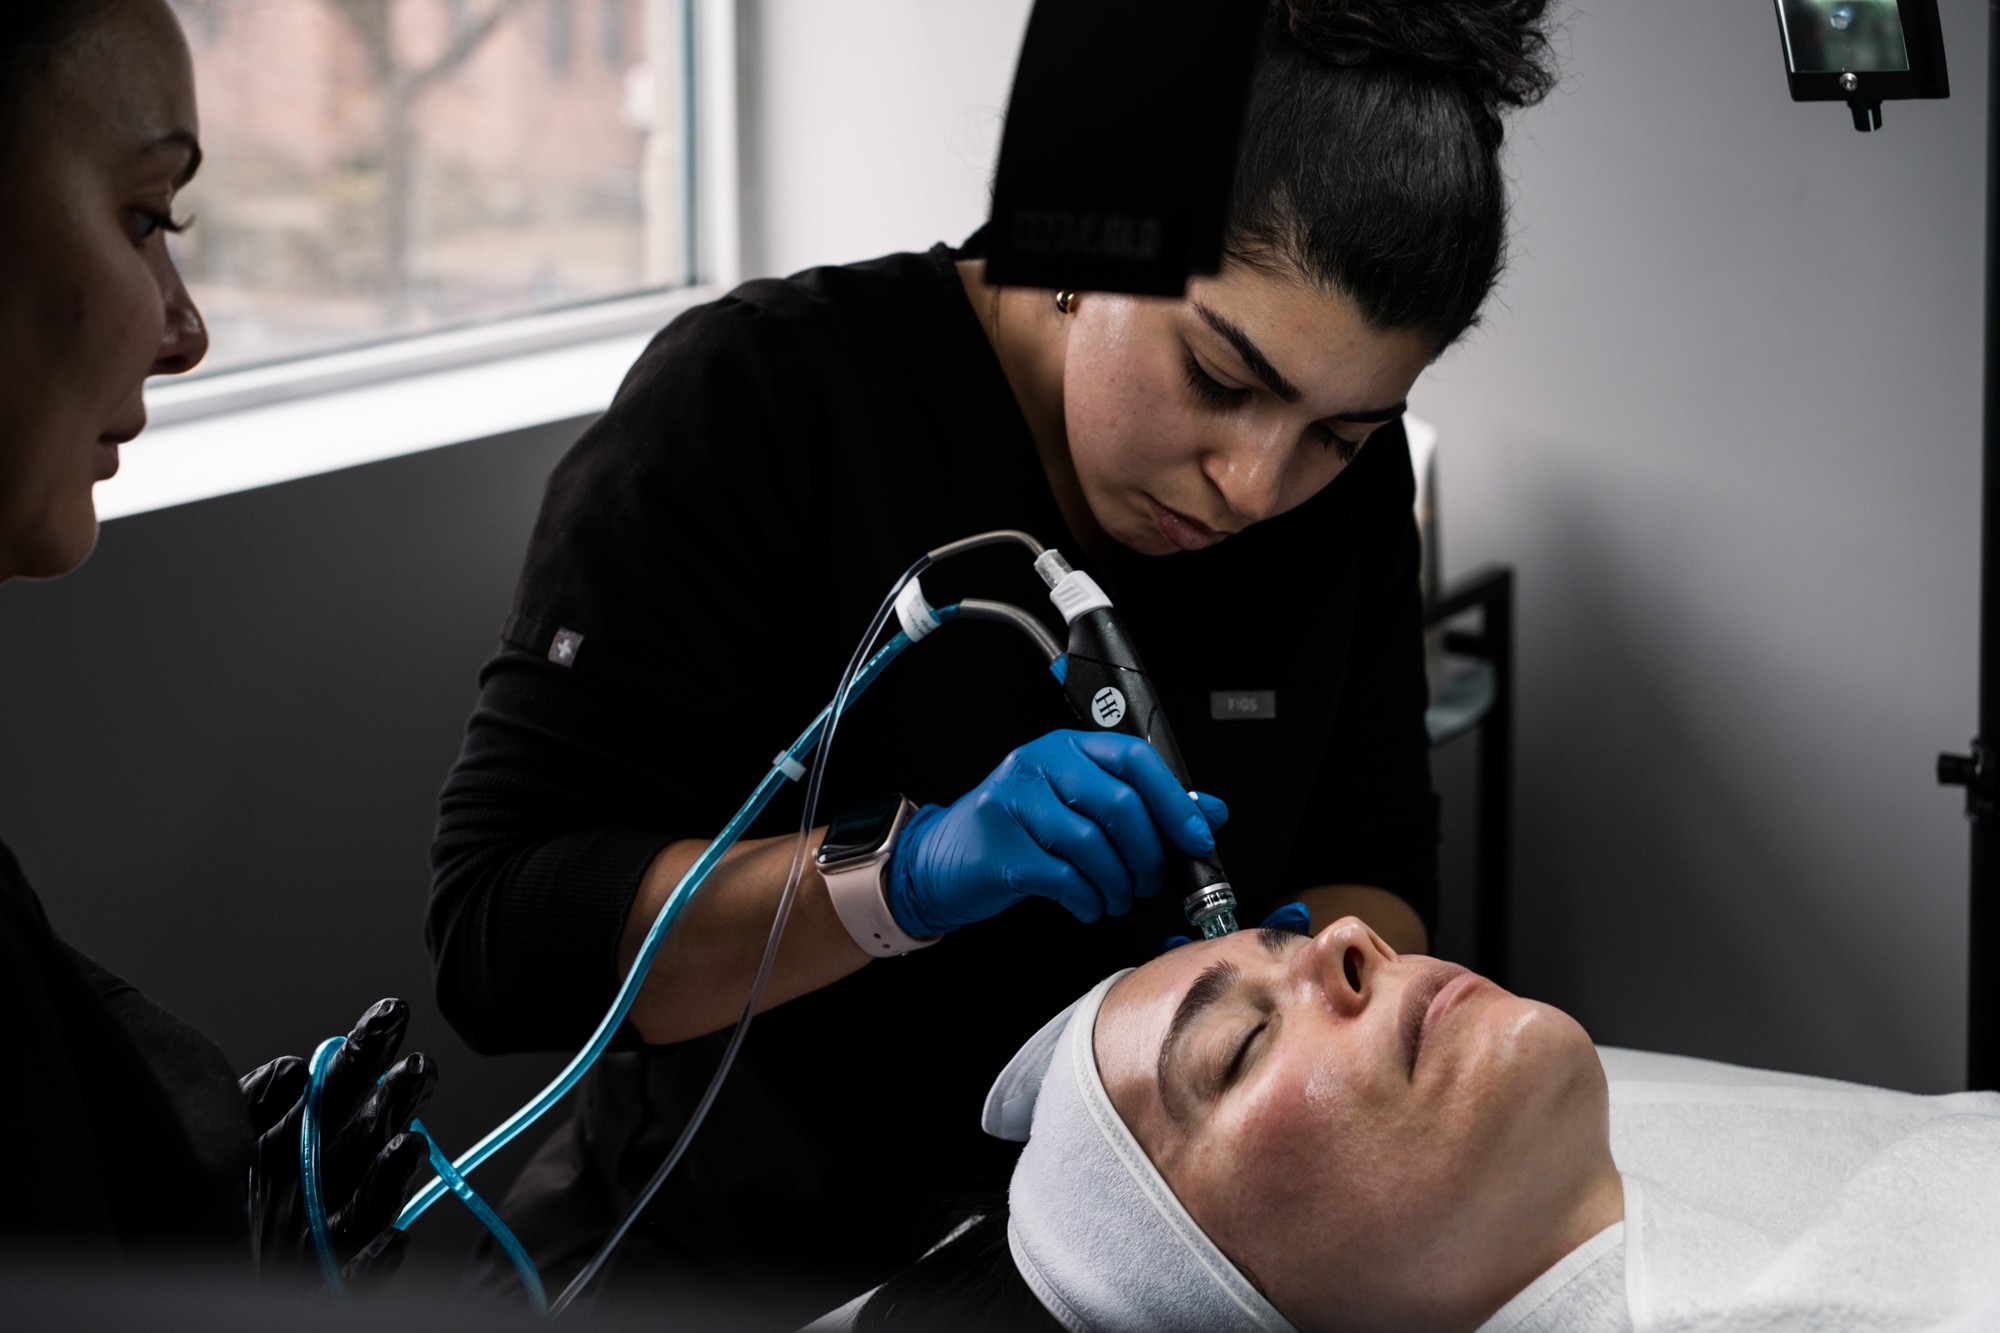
[0,835,251,1261]
[428,241,1439,1304]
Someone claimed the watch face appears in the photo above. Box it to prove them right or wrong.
[819,796,903,864]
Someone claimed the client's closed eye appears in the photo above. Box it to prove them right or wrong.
[1221,1022,1267,1089]
[1159,932,1309,1122]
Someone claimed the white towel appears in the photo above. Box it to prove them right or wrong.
[798,1042,2000,1332]
[1602,1047,2000,1331]
[1477,1222,1631,1333]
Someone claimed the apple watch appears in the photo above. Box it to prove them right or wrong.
[815,794,939,957]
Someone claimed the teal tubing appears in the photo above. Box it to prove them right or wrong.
[392,621,931,1233]
[302,1036,347,1291]
[411,1115,547,1313]
[548,589,955,1314]
[301,1040,547,1311]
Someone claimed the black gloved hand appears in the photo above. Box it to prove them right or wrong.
[242,997,438,1288]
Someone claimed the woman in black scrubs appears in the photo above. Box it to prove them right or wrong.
[0,0,432,1282]
[430,0,1556,1313]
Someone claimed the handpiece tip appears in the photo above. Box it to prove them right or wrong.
[1183,882,1239,940]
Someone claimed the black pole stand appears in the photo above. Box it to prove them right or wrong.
[1426,568,1516,987]
[1936,1,2000,1092]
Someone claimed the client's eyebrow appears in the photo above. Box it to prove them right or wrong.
[1155,929,1301,1124]
[1158,961,1238,1125]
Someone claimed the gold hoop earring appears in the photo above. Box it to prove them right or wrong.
[1054,290,1078,315]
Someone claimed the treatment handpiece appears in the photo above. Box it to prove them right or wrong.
[1035,550,1240,939]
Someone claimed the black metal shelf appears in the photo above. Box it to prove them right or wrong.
[1424,565,1515,986]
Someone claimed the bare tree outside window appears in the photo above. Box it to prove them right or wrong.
[165,0,693,376]
[546,0,574,78]
[601,0,625,69]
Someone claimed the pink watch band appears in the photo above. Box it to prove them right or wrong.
[819,798,940,957]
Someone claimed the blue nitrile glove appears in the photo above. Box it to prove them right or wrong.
[886,730,1230,937]
[1158,900,1312,954]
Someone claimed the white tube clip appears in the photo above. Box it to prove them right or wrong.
[1034,549,1112,623]
[772,752,808,783]
[1046,570,1113,625]
[895,577,943,642]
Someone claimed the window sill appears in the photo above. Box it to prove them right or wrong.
[102,289,720,522]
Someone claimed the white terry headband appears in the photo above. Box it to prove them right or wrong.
[982,971,1296,1333]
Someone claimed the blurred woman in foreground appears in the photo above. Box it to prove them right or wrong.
[0,0,433,1282]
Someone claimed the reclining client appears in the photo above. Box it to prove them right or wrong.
[823,917,2000,1332]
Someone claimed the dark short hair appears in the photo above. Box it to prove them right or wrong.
[1228,0,1558,351]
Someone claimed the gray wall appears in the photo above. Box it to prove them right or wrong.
[734,0,1033,279]
[1419,1,1988,1091]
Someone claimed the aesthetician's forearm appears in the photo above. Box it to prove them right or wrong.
[1294,884,1429,955]
[615,831,873,1045]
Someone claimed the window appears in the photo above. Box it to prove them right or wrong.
[165,0,697,378]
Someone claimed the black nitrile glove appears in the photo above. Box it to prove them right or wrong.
[242,997,438,1287]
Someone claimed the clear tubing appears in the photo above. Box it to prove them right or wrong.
[301,1039,547,1309]
[397,537,1048,1234]
[926,529,1045,562]
[394,607,926,1233]
[335,529,1051,1315]
[298,629,915,1306]
[956,599,1062,663]
[551,536,1052,1312]
[550,565,943,1315]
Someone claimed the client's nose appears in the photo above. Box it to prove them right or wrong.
[1304,916,1392,1016]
